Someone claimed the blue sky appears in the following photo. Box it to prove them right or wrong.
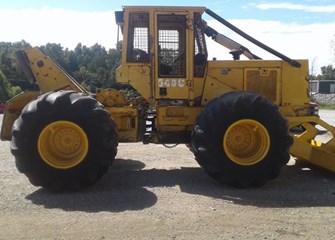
[1,0,335,23]
[1,0,335,73]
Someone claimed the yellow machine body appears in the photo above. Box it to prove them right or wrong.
[92,5,335,173]
[1,6,335,175]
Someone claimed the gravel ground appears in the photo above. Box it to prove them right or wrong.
[312,93,335,105]
[0,111,335,240]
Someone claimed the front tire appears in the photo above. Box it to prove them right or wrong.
[11,90,118,191]
[191,91,292,187]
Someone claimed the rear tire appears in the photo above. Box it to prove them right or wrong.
[11,90,118,191]
[191,91,292,187]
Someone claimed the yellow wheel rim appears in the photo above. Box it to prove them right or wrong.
[38,121,89,169]
[223,119,270,166]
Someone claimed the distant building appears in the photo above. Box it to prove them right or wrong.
[309,80,335,94]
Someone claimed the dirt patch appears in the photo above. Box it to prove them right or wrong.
[0,113,335,239]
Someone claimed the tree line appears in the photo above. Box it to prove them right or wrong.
[0,40,122,101]
[0,39,334,102]
[310,33,335,80]
[310,65,335,80]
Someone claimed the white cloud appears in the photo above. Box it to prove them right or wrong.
[0,8,334,74]
[205,19,335,74]
[0,8,118,49]
[253,2,335,13]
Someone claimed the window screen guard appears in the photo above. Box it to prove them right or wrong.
[127,13,149,63]
[158,15,187,78]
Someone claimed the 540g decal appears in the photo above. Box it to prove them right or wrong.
[158,79,186,88]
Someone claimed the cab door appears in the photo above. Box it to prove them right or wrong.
[155,14,189,100]
[119,12,151,101]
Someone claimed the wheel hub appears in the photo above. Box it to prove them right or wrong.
[223,119,270,166]
[38,121,89,169]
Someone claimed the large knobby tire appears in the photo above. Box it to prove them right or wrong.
[11,90,118,191]
[191,91,292,188]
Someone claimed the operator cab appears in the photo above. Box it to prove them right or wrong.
[115,6,208,104]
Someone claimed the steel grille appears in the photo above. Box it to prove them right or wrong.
[158,15,186,77]
[127,13,149,62]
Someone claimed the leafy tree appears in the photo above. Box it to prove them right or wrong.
[309,34,335,80]
[0,40,123,93]
[0,40,31,80]
[0,71,9,101]
[311,65,335,80]
[106,41,122,86]
[40,43,68,69]
[0,71,22,101]
[318,65,335,80]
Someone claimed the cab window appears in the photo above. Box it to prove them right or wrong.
[157,15,186,78]
[127,13,149,63]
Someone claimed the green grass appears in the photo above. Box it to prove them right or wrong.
[318,104,335,110]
